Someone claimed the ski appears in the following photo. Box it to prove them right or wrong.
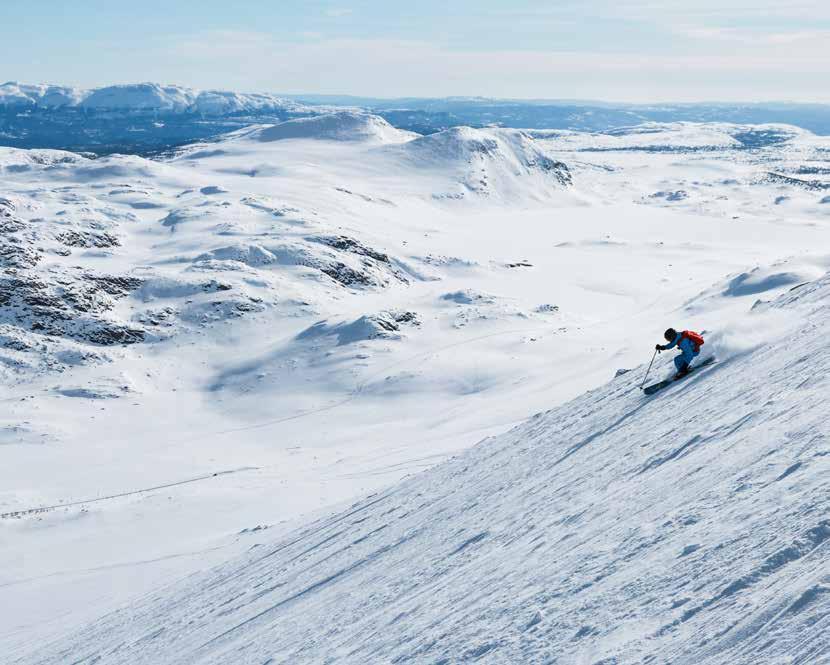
[642,357,715,396]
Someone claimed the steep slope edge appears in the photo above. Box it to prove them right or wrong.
[21,276,830,664]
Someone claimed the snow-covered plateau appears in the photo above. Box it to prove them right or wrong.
[3,111,830,664]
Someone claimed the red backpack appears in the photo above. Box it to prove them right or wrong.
[680,330,704,353]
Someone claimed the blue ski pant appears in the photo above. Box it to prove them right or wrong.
[675,347,698,372]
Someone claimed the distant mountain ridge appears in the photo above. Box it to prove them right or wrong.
[2,81,830,155]
[0,81,307,115]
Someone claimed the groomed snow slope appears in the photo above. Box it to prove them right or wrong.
[25,274,830,664]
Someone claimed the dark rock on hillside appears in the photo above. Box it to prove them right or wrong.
[0,240,41,269]
[762,172,830,191]
[312,235,391,263]
[83,274,144,297]
[57,230,121,248]
[0,271,145,345]
[319,261,376,287]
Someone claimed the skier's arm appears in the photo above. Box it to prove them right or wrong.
[658,335,679,351]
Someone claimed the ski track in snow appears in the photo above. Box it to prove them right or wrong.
[3,113,830,662]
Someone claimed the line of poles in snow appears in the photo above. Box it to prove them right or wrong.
[0,467,258,519]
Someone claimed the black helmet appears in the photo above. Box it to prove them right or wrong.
[664,328,677,342]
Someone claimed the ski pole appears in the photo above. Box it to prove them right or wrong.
[640,348,658,390]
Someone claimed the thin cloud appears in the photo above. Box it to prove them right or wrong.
[678,24,830,47]
[150,33,830,102]
[325,8,353,18]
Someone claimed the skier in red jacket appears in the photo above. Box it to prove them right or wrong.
[657,328,704,378]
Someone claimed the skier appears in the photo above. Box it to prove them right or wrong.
[656,328,704,378]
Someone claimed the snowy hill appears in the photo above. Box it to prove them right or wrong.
[4,116,830,661]
[253,111,417,143]
[388,126,571,200]
[20,268,830,664]
[528,121,814,152]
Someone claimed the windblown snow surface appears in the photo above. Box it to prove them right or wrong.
[22,267,830,665]
[4,112,830,663]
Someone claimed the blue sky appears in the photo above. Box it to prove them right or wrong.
[3,1,829,101]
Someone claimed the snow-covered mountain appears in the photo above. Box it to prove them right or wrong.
[21,267,830,664]
[0,81,305,114]
[5,81,830,156]
[0,82,320,154]
[4,112,830,662]
[252,111,417,143]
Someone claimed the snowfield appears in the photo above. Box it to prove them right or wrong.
[20,270,830,665]
[3,111,830,663]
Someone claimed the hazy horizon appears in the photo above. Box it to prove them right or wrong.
[5,80,830,108]
[4,1,829,103]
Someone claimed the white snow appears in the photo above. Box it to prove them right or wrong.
[0,81,85,108]
[0,81,305,114]
[18,266,830,664]
[254,111,416,144]
[3,115,830,663]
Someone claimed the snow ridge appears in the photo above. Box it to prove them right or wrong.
[0,81,304,114]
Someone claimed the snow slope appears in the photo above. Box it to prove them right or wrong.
[4,116,830,659]
[22,267,830,664]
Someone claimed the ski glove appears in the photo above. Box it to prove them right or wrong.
[656,344,664,351]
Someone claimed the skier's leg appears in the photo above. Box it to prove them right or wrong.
[684,347,696,368]
[675,347,695,375]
